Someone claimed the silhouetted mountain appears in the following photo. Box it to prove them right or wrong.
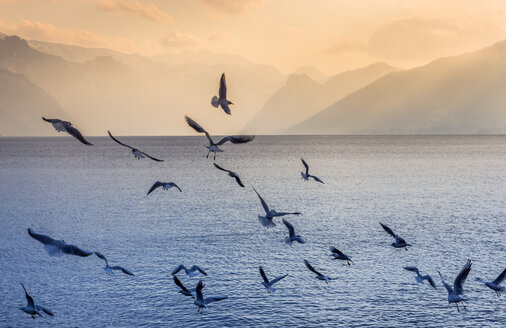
[293,66,328,83]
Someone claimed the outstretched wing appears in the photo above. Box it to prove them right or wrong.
[111,266,135,276]
[171,264,187,275]
[213,163,230,173]
[27,228,56,246]
[234,175,245,188]
[21,283,34,308]
[219,73,227,99]
[190,265,207,276]
[35,305,54,316]
[147,181,164,195]
[253,187,270,214]
[173,276,190,293]
[204,296,228,305]
[215,135,255,146]
[493,267,506,285]
[270,274,288,285]
[311,176,324,184]
[185,116,211,140]
[108,131,133,150]
[379,223,397,239]
[283,219,295,237]
[259,266,269,283]
[330,247,346,257]
[301,158,309,175]
[423,275,436,289]
[220,102,231,115]
[438,271,453,294]
[195,279,204,302]
[65,124,93,145]
[304,260,322,276]
[403,266,420,275]
[272,211,301,217]
[94,251,108,265]
[454,259,472,294]
[140,151,164,162]
[60,243,93,257]
[42,117,60,124]
[168,182,182,192]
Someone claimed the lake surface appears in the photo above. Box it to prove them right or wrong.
[0,135,504,327]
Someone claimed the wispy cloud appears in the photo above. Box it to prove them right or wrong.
[194,0,264,16]
[160,29,200,49]
[96,0,174,23]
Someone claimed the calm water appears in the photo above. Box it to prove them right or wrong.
[0,135,504,327]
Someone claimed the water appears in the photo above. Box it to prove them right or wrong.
[0,135,504,327]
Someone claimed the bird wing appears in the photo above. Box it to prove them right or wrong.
[65,124,92,145]
[492,267,506,285]
[185,116,212,143]
[219,102,232,115]
[438,271,453,294]
[204,296,228,304]
[195,280,204,302]
[168,182,182,192]
[234,175,245,188]
[111,266,135,276]
[173,276,190,292]
[27,228,56,246]
[270,274,288,285]
[35,305,54,316]
[330,247,346,257]
[454,259,472,294]
[94,251,108,265]
[213,163,230,173]
[310,175,324,184]
[423,275,436,289]
[304,260,322,276]
[379,223,397,239]
[190,265,207,276]
[301,158,309,175]
[147,181,164,195]
[272,211,301,217]
[282,219,295,237]
[60,243,93,257]
[140,151,164,162]
[219,73,227,99]
[253,187,270,214]
[403,266,420,275]
[215,135,255,146]
[42,117,60,123]
[259,266,269,283]
[171,264,187,275]
[108,131,134,150]
[21,283,35,308]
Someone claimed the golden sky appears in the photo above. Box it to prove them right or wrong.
[1,0,506,74]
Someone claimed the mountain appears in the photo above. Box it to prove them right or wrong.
[293,66,328,83]
[290,40,506,134]
[243,62,396,134]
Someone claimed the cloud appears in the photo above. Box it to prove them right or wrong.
[96,0,174,23]
[160,30,200,49]
[194,0,264,15]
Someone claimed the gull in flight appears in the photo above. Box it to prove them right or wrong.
[173,275,196,298]
[185,116,254,160]
[438,259,472,312]
[283,219,305,244]
[300,158,324,183]
[108,131,163,162]
[304,260,334,284]
[253,187,301,228]
[259,266,288,293]
[42,117,92,145]
[379,223,411,250]
[27,228,93,257]
[20,283,54,319]
[171,265,208,277]
[404,267,436,288]
[194,279,228,314]
[147,181,182,195]
[329,247,354,266]
[214,163,245,187]
[475,267,506,296]
[94,252,135,276]
[211,73,233,115]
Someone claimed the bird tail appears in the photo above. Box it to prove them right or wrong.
[258,216,276,228]
[211,96,220,108]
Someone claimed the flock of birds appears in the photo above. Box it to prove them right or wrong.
[19,73,504,319]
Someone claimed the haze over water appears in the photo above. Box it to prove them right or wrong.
[0,135,504,327]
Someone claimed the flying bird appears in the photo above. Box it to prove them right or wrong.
[185,116,254,160]
[94,252,135,276]
[253,187,301,228]
[171,265,207,277]
[259,266,288,293]
[475,267,506,296]
[304,260,334,284]
[211,73,233,115]
[20,283,54,319]
[283,218,305,244]
[27,228,93,257]
[379,223,411,250]
[300,158,324,183]
[329,247,354,266]
[173,275,195,298]
[194,279,228,314]
[213,163,245,187]
[404,267,436,288]
[42,117,92,145]
[108,131,163,162]
[438,259,472,312]
[147,181,182,195]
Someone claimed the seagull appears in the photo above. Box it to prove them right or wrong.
[475,267,506,296]
[438,259,472,312]
[185,116,254,160]
[27,228,93,257]
[259,266,288,293]
[283,218,305,244]
[213,163,245,187]
[253,187,301,228]
[94,252,135,276]
[404,267,436,288]
[194,279,228,314]
[171,265,208,277]
[108,131,163,162]
[42,117,92,145]
[304,260,334,284]
[300,158,324,183]
[173,275,195,298]
[20,283,54,319]
[147,181,182,195]
[379,223,411,250]
[211,73,233,115]
[329,247,354,266]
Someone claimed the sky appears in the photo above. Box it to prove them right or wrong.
[1,0,506,74]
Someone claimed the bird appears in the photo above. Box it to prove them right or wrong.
[283,218,305,244]
[108,131,163,162]
[304,260,334,284]
[194,279,228,314]
[94,252,135,276]
[20,283,54,319]
[259,266,288,293]
[379,223,411,250]
[147,181,182,195]
[185,116,254,160]
[475,267,506,296]
[211,73,233,115]
[42,117,92,145]
[253,187,301,228]
[27,228,93,257]
[173,275,196,298]
[404,267,436,288]
[171,265,208,277]
[329,247,354,266]
[300,158,324,183]
[438,259,472,312]
[213,163,245,187]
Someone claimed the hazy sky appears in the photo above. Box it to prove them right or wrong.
[1,0,506,74]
